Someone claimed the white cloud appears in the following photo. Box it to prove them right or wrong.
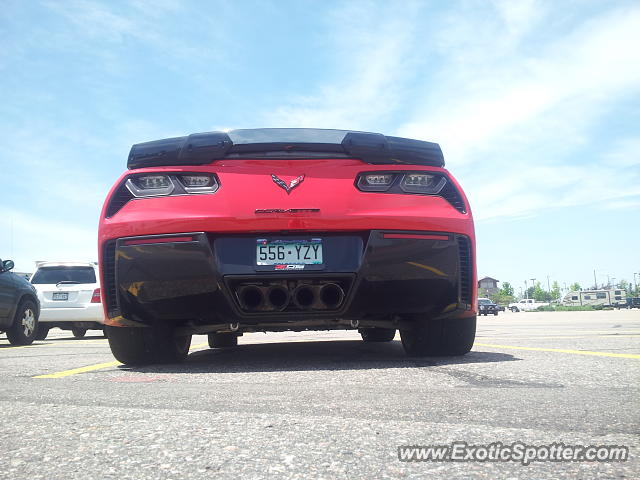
[0,208,98,273]
[262,2,421,129]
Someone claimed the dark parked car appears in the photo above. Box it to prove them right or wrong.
[625,297,640,309]
[0,258,40,345]
[478,298,499,316]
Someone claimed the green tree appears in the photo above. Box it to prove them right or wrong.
[569,282,581,292]
[618,279,630,293]
[489,291,515,305]
[531,282,551,302]
[551,280,561,301]
[500,282,514,297]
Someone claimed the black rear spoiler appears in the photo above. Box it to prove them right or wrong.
[127,128,444,169]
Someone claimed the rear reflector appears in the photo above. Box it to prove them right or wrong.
[91,288,101,303]
[123,236,194,246]
[383,233,449,240]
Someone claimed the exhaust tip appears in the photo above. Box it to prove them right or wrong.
[293,285,315,309]
[266,285,290,311]
[238,285,264,311]
[319,283,345,309]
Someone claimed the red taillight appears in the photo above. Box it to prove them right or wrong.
[91,288,101,303]
[383,233,450,240]
[123,236,194,246]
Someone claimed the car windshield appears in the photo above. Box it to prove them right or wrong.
[478,299,492,305]
[31,266,96,284]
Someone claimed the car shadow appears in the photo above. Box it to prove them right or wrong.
[120,339,519,374]
[36,333,107,342]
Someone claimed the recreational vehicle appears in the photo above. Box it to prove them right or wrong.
[562,289,627,307]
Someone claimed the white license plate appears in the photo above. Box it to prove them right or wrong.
[52,292,69,301]
[256,239,323,265]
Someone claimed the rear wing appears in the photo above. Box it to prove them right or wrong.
[127,128,445,169]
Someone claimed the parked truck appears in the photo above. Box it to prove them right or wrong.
[508,298,550,312]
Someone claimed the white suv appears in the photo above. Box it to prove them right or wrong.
[30,262,104,339]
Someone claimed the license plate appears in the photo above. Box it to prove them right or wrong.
[52,292,68,301]
[256,238,323,266]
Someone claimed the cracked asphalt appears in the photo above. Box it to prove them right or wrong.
[1,310,638,479]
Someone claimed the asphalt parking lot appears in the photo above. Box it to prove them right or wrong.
[1,310,638,479]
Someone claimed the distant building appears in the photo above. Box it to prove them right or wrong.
[478,277,499,296]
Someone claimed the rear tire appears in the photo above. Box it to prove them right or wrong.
[359,328,396,342]
[400,316,476,356]
[6,300,39,346]
[106,325,192,365]
[35,325,50,340]
[71,327,87,339]
[208,332,238,348]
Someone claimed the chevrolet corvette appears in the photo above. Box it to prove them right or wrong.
[99,129,477,364]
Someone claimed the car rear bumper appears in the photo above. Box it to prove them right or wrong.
[39,304,105,324]
[101,230,476,330]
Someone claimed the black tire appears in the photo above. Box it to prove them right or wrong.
[400,316,476,356]
[106,325,192,365]
[511,307,519,312]
[35,325,50,341]
[71,327,87,339]
[493,312,498,316]
[6,300,39,346]
[208,332,238,348]
[359,328,396,342]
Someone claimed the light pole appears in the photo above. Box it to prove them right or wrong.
[524,280,528,299]
[611,277,616,289]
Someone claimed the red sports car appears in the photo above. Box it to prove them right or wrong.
[99,129,477,364]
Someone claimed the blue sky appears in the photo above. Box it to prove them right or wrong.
[1,0,639,294]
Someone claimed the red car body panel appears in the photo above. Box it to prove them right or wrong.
[99,160,473,240]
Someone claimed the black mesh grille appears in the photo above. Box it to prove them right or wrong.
[105,184,133,218]
[457,235,472,307]
[102,241,119,314]
[440,181,466,213]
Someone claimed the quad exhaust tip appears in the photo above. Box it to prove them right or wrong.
[292,285,315,309]
[237,282,347,311]
[238,285,264,311]
[266,285,290,311]
[319,283,345,309]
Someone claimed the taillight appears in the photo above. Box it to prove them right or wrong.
[356,171,446,194]
[398,173,446,194]
[356,173,395,191]
[125,175,175,197]
[176,174,219,194]
[355,171,465,213]
[91,288,101,303]
[123,173,219,198]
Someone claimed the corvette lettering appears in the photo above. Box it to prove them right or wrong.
[255,208,320,214]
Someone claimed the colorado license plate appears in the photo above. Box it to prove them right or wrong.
[52,292,69,301]
[256,238,323,266]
